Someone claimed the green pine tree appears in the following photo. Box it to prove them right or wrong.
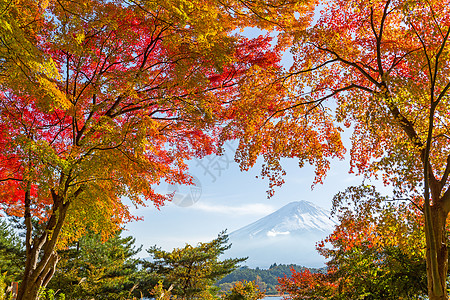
[145,231,246,300]
[0,218,24,286]
[48,230,142,299]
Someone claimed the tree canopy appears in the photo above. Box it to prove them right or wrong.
[0,0,310,298]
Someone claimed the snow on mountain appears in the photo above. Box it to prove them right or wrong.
[225,201,337,268]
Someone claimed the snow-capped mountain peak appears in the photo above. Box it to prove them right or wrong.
[225,201,337,268]
[230,200,337,239]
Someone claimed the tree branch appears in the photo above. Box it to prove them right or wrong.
[315,45,382,88]
[0,177,23,182]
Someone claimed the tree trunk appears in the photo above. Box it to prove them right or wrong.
[425,203,448,300]
[16,252,59,300]
[16,191,70,300]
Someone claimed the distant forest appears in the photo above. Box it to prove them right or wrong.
[216,264,326,295]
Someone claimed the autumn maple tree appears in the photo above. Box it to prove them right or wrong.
[279,186,429,299]
[0,0,310,299]
[227,0,450,298]
[222,280,266,300]
[278,268,334,300]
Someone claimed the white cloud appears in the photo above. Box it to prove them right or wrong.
[191,202,276,216]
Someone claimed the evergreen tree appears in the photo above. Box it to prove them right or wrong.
[145,231,246,299]
[48,230,142,299]
[0,218,24,285]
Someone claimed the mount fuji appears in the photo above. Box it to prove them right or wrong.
[224,201,337,268]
